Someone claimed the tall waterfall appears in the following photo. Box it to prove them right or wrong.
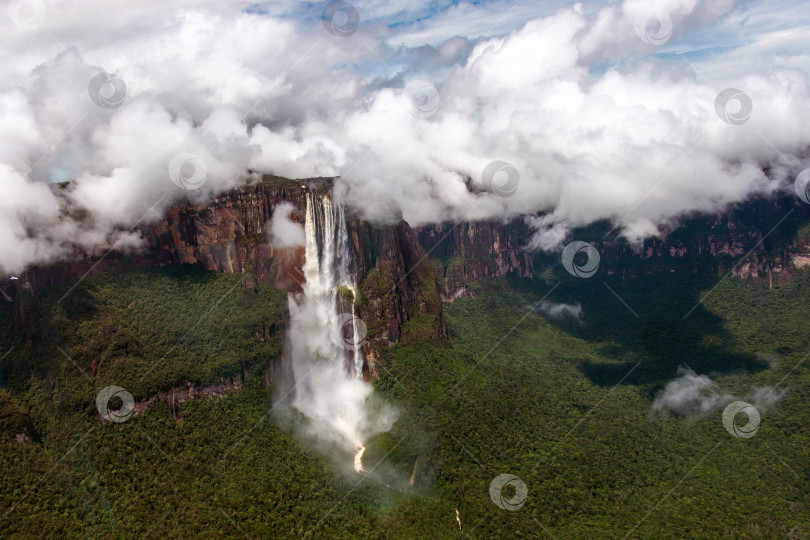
[283,191,392,470]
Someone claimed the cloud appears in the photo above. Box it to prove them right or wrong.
[756,352,783,370]
[651,366,787,417]
[651,368,732,416]
[268,202,305,248]
[746,385,786,413]
[530,300,583,320]
[1,0,809,274]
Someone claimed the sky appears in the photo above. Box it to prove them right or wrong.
[1,0,809,273]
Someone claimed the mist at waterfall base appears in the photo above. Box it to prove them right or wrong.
[273,193,399,475]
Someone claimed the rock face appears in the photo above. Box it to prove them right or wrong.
[417,221,534,302]
[7,177,447,371]
[354,220,446,376]
[595,195,810,283]
[7,178,809,354]
[8,257,134,337]
[129,374,246,421]
[143,177,314,293]
[141,178,446,360]
[414,195,810,300]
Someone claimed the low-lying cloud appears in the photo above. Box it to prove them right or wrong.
[651,366,786,417]
[530,301,583,320]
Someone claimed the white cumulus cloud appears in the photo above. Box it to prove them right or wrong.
[0,0,809,274]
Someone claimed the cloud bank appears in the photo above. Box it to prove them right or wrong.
[1,0,810,274]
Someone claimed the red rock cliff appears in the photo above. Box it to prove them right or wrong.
[8,177,448,365]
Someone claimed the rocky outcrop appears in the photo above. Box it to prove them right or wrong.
[126,373,245,421]
[8,178,808,354]
[7,178,318,332]
[8,257,135,336]
[354,220,446,377]
[595,195,810,284]
[7,177,447,376]
[413,195,810,301]
[142,178,446,372]
[417,221,534,301]
[143,177,318,293]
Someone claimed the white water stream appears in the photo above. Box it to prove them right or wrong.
[285,192,391,472]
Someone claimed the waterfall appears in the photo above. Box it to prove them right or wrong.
[298,193,362,375]
[284,191,386,471]
[350,302,363,377]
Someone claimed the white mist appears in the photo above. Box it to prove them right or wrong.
[284,192,396,471]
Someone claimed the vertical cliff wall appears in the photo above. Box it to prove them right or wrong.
[596,196,810,282]
[417,221,534,301]
[414,195,810,301]
[141,178,446,363]
[7,177,447,372]
[8,178,808,351]
[353,220,446,375]
[143,177,313,293]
